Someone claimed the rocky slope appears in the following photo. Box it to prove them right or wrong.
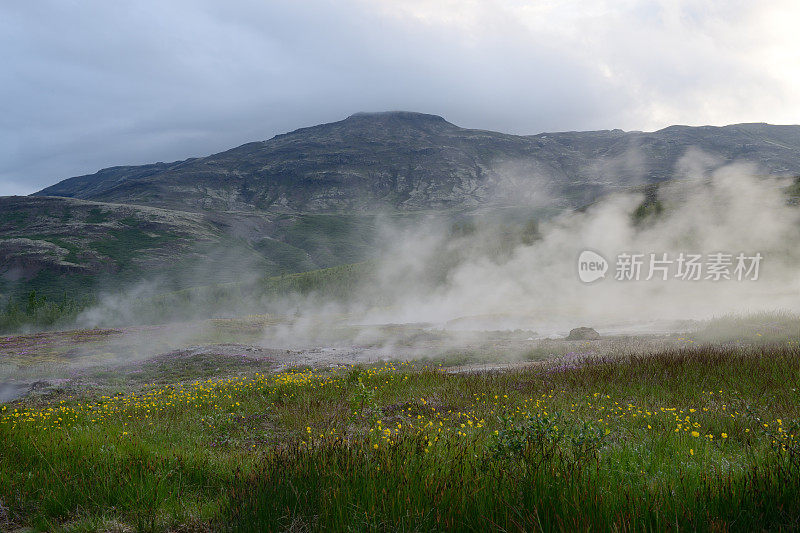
[35,112,800,214]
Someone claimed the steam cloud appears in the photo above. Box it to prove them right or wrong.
[346,150,800,336]
[68,148,800,348]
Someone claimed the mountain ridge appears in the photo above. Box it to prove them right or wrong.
[34,112,800,215]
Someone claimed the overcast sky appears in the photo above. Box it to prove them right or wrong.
[2,0,799,196]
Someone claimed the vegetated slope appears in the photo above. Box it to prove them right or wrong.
[35,112,800,214]
[0,196,385,299]
[0,196,235,297]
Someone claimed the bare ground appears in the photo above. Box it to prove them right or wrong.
[0,315,704,402]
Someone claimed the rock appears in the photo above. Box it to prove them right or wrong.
[566,327,600,340]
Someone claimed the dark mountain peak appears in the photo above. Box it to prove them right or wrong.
[730,122,771,128]
[345,110,450,124]
[337,111,457,137]
[268,111,456,143]
[655,124,699,134]
[656,122,793,134]
[32,115,800,215]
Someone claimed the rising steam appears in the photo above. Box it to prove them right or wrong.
[58,148,800,356]
[345,150,800,335]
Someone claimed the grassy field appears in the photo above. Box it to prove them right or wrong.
[2,334,800,531]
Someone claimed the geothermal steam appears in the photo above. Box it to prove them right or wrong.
[353,152,800,333]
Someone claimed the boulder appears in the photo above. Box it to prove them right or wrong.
[566,327,600,340]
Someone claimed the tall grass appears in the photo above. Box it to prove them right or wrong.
[693,311,800,343]
[1,344,799,530]
[226,433,800,531]
[0,291,89,333]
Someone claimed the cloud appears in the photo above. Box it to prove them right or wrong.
[1,0,799,195]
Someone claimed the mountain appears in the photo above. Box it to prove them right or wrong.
[6,112,800,301]
[35,112,800,213]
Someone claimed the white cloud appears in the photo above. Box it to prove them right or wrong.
[1,0,799,195]
[368,0,800,129]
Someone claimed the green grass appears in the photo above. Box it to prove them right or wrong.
[694,311,800,343]
[104,262,371,325]
[0,261,371,333]
[253,237,316,274]
[786,176,800,200]
[2,342,800,531]
[260,261,370,300]
[0,291,90,333]
[0,211,30,229]
[23,235,82,264]
[84,208,110,224]
[281,214,379,268]
[90,227,179,269]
